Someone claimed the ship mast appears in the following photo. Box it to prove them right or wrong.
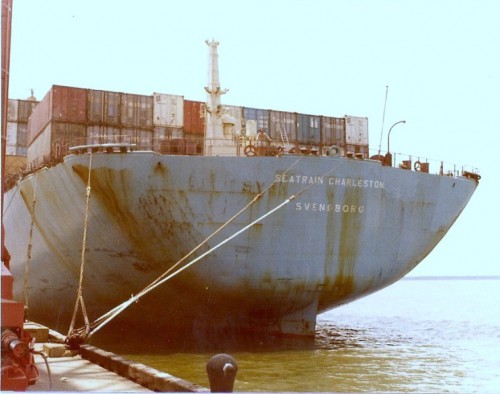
[204,39,228,155]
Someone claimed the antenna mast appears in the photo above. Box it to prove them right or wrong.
[378,85,389,155]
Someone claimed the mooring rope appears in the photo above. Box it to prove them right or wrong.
[140,156,305,295]
[22,174,38,309]
[71,157,344,339]
[67,153,93,337]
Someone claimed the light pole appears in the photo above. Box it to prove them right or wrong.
[387,120,406,154]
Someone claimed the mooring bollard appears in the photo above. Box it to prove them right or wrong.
[206,353,238,393]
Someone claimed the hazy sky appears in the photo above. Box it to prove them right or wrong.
[8,0,500,276]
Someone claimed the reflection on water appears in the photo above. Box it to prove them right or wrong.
[94,279,500,392]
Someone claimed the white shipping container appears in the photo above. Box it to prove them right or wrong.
[223,105,243,135]
[6,122,18,150]
[153,93,184,128]
[245,119,258,138]
[6,122,28,157]
[345,116,369,145]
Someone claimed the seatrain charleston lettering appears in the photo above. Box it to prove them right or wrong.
[274,174,385,189]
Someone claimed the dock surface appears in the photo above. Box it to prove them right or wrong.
[22,323,206,392]
[28,352,149,392]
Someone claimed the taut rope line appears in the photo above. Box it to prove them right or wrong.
[67,153,93,337]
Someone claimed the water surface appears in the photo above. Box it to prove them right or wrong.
[101,278,500,392]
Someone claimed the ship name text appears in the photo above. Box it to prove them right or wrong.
[295,202,365,214]
[274,174,384,189]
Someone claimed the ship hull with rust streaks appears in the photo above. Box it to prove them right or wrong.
[3,151,477,341]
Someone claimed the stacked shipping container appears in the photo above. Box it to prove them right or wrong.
[6,98,38,175]
[27,86,87,163]
[345,116,369,157]
[22,85,370,165]
[183,100,205,136]
[25,86,187,163]
[269,110,297,142]
[7,98,37,155]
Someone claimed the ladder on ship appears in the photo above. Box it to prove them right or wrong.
[279,121,290,149]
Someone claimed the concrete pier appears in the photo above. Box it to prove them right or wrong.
[28,351,148,392]
[25,323,208,392]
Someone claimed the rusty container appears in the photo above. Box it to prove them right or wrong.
[18,99,38,122]
[50,121,87,148]
[51,85,87,123]
[27,86,86,145]
[121,93,153,128]
[321,116,345,147]
[7,98,37,122]
[183,100,205,135]
[297,113,321,144]
[88,89,121,126]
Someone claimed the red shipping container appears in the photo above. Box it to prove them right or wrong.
[51,85,87,123]
[183,100,205,135]
[27,85,87,145]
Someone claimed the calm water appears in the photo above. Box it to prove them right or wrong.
[102,278,500,392]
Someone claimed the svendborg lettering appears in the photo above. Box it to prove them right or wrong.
[295,202,365,214]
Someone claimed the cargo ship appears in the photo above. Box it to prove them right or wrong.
[2,40,480,342]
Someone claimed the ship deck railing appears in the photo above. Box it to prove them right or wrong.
[3,136,480,191]
[385,149,480,179]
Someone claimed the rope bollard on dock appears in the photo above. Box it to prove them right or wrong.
[206,354,238,393]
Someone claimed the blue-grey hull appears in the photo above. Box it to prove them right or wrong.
[3,152,477,338]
